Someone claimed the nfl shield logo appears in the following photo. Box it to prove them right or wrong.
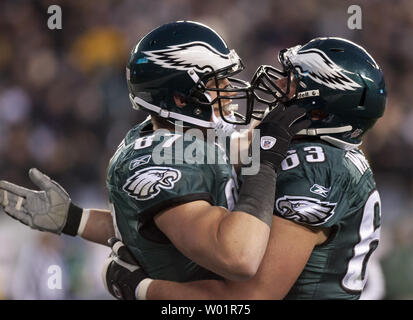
[261,136,277,150]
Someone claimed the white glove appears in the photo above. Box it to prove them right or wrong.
[0,168,83,235]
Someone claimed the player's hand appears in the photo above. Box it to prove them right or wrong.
[0,168,79,235]
[256,105,310,170]
[102,238,149,300]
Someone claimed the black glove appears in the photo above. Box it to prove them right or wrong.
[102,237,149,300]
[256,105,310,170]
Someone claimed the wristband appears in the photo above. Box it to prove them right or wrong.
[233,163,276,227]
[77,209,90,236]
[136,278,153,300]
[62,203,84,236]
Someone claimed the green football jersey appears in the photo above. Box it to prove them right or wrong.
[106,119,238,282]
[275,140,381,300]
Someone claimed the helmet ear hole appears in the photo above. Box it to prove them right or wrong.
[173,93,187,107]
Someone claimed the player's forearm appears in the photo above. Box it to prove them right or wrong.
[79,209,115,246]
[166,205,269,281]
[181,209,271,281]
[213,212,270,280]
[192,165,276,280]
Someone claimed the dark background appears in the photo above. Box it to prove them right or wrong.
[0,0,412,299]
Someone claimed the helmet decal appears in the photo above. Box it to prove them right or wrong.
[285,47,362,91]
[143,41,240,73]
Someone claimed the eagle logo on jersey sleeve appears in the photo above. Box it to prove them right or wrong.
[123,167,182,201]
[276,195,336,226]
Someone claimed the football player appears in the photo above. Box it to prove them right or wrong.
[103,37,387,300]
[0,21,309,287]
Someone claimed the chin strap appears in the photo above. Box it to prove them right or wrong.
[130,94,215,129]
[320,135,362,150]
[296,125,362,150]
[296,125,352,136]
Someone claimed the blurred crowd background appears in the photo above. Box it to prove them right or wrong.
[0,0,412,299]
